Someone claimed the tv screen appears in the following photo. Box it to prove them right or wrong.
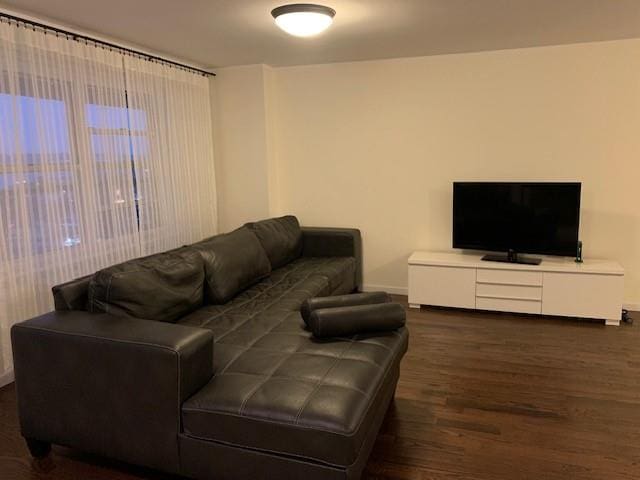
[453,182,581,257]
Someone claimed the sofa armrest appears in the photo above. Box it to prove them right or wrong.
[301,227,362,291]
[11,311,213,474]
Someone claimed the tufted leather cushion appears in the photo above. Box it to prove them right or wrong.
[193,227,272,305]
[179,256,408,467]
[246,216,303,269]
[88,247,204,323]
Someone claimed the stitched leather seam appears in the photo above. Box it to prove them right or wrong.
[237,352,293,415]
[184,360,392,472]
[181,433,346,471]
[192,271,305,327]
[214,320,383,380]
[217,316,291,375]
[212,258,355,374]
[355,333,398,351]
[93,251,193,278]
[203,272,310,329]
[220,351,382,368]
[215,260,332,344]
[182,338,405,437]
[203,258,316,324]
[218,305,308,376]
[215,272,337,347]
[183,374,394,470]
[225,302,304,400]
[191,272,333,330]
[15,324,203,353]
[294,339,355,424]
[199,257,336,330]
[214,340,387,370]
[218,372,371,397]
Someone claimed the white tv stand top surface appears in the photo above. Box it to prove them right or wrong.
[408,251,624,276]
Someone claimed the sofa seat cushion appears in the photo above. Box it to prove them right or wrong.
[268,256,356,298]
[178,256,358,372]
[88,247,204,322]
[178,255,407,467]
[182,322,408,467]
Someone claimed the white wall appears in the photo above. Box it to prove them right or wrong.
[214,39,640,306]
[211,64,276,232]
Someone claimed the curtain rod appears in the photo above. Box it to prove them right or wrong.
[0,11,215,77]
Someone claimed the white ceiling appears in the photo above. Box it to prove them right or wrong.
[1,0,640,70]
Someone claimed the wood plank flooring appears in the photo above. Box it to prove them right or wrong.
[1,299,638,480]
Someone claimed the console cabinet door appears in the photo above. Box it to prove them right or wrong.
[409,265,476,309]
[542,272,624,320]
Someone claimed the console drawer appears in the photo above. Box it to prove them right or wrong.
[476,296,542,315]
[476,268,543,287]
[409,265,476,309]
[476,283,542,301]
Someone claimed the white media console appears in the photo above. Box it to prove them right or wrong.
[408,251,625,326]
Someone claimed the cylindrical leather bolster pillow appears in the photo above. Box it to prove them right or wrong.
[301,291,391,324]
[308,302,405,338]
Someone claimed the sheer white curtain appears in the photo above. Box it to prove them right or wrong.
[0,20,217,383]
[0,22,140,381]
[124,57,217,255]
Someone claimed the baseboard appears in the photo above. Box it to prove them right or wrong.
[0,370,14,389]
[362,284,408,296]
[624,302,640,312]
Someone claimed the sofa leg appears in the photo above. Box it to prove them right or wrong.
[26,438,51,458]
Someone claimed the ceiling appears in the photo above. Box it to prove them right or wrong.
[1,0,640,70]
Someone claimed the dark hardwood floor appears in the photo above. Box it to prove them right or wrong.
[1,300,639,480]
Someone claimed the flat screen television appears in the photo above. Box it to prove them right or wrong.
[453,182,581,265]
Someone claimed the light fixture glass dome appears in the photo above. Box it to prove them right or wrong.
[271,4,336,37]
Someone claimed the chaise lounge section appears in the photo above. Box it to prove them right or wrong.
[11,216,408,480]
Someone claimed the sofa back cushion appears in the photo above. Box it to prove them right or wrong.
[88,247,205,322]
[52,274,92,311]
[194,226,271,304]
[245,215,303,269]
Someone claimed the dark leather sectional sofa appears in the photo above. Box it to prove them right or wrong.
[11,216,409,480]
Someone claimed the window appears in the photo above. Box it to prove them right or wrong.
[0,21,217,380]
[0,93,79,256]
[85,102,150,237]
[0,88,152,256]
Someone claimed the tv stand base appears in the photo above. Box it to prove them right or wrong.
[408,251,625,326]
[482,252,542,265]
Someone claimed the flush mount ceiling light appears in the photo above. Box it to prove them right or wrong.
[271,4,336,37]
